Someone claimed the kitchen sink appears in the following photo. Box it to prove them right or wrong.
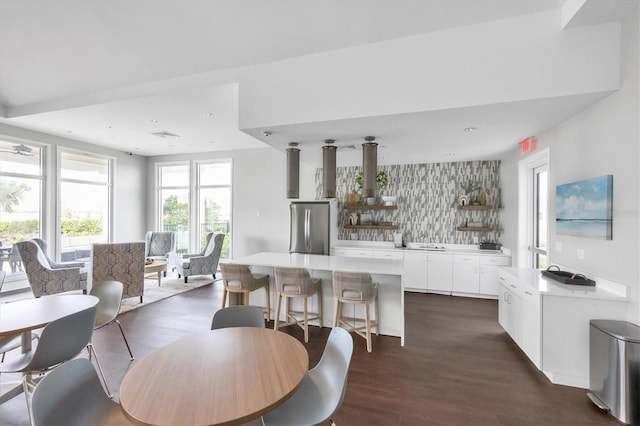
[406,242,446,251]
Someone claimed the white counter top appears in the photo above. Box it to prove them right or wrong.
[333,241,509,257]
[225,252,404,276]
[500,267,628,301]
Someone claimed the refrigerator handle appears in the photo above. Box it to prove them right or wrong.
[304,208,311,252]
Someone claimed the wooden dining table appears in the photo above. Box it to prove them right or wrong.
[0,294,99,404]
[119,327,309,426]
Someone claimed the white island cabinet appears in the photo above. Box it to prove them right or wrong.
[498,267,629,388]
[224,252,405,345]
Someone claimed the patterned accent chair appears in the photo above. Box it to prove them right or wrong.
[16,240,88,298]
[144,231,176,260]
[33,238,86,269]
[176,233,225,283]
[92,242,145,303]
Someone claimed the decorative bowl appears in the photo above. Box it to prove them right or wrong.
[381,196,396,206]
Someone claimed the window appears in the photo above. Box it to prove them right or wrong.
[157,164,190,254]
[197,162,231,258]
[518,149,549,269]
[0,140,44,278]
[59,151,112,258]
[156,160,232,258]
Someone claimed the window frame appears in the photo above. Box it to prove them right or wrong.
[518,148,550,269]
[57,147,114,259]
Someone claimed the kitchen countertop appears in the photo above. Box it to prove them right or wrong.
[499,267,628,301]
[223,252,404,276]
[333,241,509,256]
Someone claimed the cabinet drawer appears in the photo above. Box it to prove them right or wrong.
[333,248,373,258]
[373,251,403,261]
[498,270,518,291]
[453,254,479,265]
[480,256,510,266]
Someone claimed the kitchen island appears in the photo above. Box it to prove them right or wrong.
[222,252,405,345]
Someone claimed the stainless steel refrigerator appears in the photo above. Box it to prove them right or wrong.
[289,200,338,255]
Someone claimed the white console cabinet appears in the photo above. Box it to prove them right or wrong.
[498,267,628,388]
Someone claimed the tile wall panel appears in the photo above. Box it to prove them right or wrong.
[315,160,501,244]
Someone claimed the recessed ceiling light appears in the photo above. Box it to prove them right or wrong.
[262,130,273,137]
[206,112,214,118]
[105,125,112,129]
[463,127,476,132]
[150,119,158,123]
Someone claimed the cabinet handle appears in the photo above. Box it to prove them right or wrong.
[499,277,505,281]
[510,284,517,289]
[525,291,532,296]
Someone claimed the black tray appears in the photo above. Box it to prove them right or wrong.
[541,268,596,286]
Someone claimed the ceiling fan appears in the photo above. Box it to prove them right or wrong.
[0,144,35,156]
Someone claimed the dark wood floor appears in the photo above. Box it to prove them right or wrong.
[0,281,617,425]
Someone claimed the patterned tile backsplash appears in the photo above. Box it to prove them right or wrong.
[315,161,502,244]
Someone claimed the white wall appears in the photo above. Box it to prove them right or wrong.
[146,147,316,258]
[0,122,148,247]
[501,7,640,322]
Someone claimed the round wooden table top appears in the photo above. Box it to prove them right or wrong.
[144,260,167,272]
[0,294,99,337]
[119,327,309,426]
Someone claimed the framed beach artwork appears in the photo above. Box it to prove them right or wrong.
[555,175,613,240]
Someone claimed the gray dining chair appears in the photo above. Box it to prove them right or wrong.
[30,358,131,426]
[0,306,111,421]
[261,327,354,426]
[90,280,134,360]
[0,270,39,362]
[210,305,266,330]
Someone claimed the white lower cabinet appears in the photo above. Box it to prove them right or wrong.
[498,267,630,388]
[498,270,539,368]
[403,251,428,292]
[427,253,452,294]
[454,254,510,297]
[479,256,511,296]
[452,255,479,294]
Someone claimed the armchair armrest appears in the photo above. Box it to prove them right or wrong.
[49,260,85,269]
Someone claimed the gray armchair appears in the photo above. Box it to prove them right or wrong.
[144,231,176,261]
[177,233,225,283]
[92,242,145,303]
[33,238,85,269]
[16,240,88,298]
[145,231,176,276]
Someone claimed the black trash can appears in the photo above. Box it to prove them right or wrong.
[588,320,640,425]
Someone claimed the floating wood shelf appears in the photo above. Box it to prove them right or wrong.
[344,205,398,211]
[344,224,399,230]
[457,205,492,210]
[456,226,493,232]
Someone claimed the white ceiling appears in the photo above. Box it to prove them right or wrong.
[0,0,636,165]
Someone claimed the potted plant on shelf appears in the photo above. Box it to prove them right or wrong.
[356,171,389,205]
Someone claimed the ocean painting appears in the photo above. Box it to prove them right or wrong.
[556,175,613,240]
